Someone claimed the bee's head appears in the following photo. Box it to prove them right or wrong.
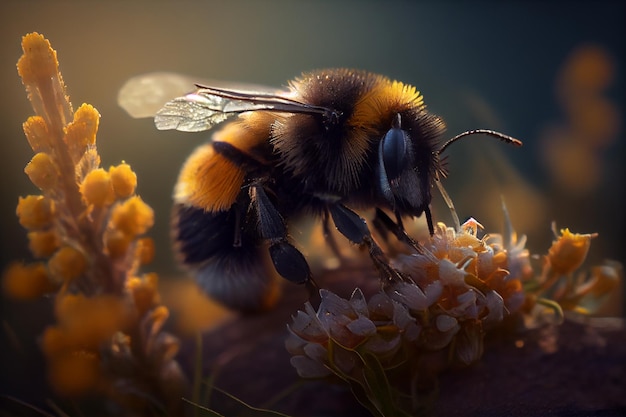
[376,113,435,222]
[376,113,522,234]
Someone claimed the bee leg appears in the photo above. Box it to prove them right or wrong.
[372,208,421,252]
[322,208,346,262]
[250,184,314,289]
[328,204,404,281]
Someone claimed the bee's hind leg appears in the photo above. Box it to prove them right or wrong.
[250,184,316,294]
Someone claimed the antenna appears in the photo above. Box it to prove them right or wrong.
[437,129,522,155]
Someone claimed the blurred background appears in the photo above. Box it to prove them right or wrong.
[0,0,624,411]
[1,0,624,292]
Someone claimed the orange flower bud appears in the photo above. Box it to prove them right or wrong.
[55,294,132,348]
[22,116,50,152]
[17,33,72,133]
[150,305,170,335]
[16,195,55,229]
[27,229,60,258]
[41,325,68,358]
[578,262,621,298]
[49,246,87,282]
[135,237,155,265]
[547,228,596,275]
[48,350,99,397]
[2,262,55,299]
[17,33,60,86]
[109,163,137,198]
[64,104,100,163]
[80,168,115,207]
[110,196,154,236]
[128,273,160,316]
[104,229,132,259]
[25,152,59,191]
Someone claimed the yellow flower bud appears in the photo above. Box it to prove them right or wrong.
[54,294,132,348]
[25,152,58,191]
[2,262,55,299]
[109,163,137,198]
[48,350,99,397]
[28,229,60,258]
[128,273,160,316]
[54,293,85,322]
[150,305,170,334]
[17,33,60,86]
[17,33,72,133]
[547,228,596,275]
[104,229,132,259]
[578,263,621,298]
[16,195,55,229]
[49,246,87,282]
[79,168,115,207]
[135,237,155,265]
[22,116,50,152]
[110,196,154,236]
[41,326,68,358]
[64,104,100,163]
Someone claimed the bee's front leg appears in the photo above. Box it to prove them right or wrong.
[328,203,405,283]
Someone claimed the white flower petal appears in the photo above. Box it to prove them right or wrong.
[367,293,394,319]
[349,288,369,317]
[423,281,444,305]
[284,331,306,355]
[439,259,467,285]
[290,355,332,378]
[363,333,401,355]
[436,315,458,333]
[346,316,377,337]
[289,310,328,341]
[318,289,353,318]
[303,342,328,362]
[483,290,504,326]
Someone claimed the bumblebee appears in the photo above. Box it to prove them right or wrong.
[120,68,521,311]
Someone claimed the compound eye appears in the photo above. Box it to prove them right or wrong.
[381,127,409,181]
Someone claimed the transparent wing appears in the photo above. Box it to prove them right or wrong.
[118,72,337,133]
[117,72,285,119]
[154,85,334,132]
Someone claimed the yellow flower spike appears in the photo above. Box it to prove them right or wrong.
[16,195,55,229]
[23,116,51,152]
[25,152,59,191]
[48,246,87,282]
[109,163,137,198]
[110,196,154,237]
[547,227,597,275]
[17,33,72,136]
[64,104,100,164]
[2,262,55,299]
[79,168,116,207]
[28,229,60,258]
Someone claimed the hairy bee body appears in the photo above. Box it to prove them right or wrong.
[119,68,522,311]
[170,69,448,310]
